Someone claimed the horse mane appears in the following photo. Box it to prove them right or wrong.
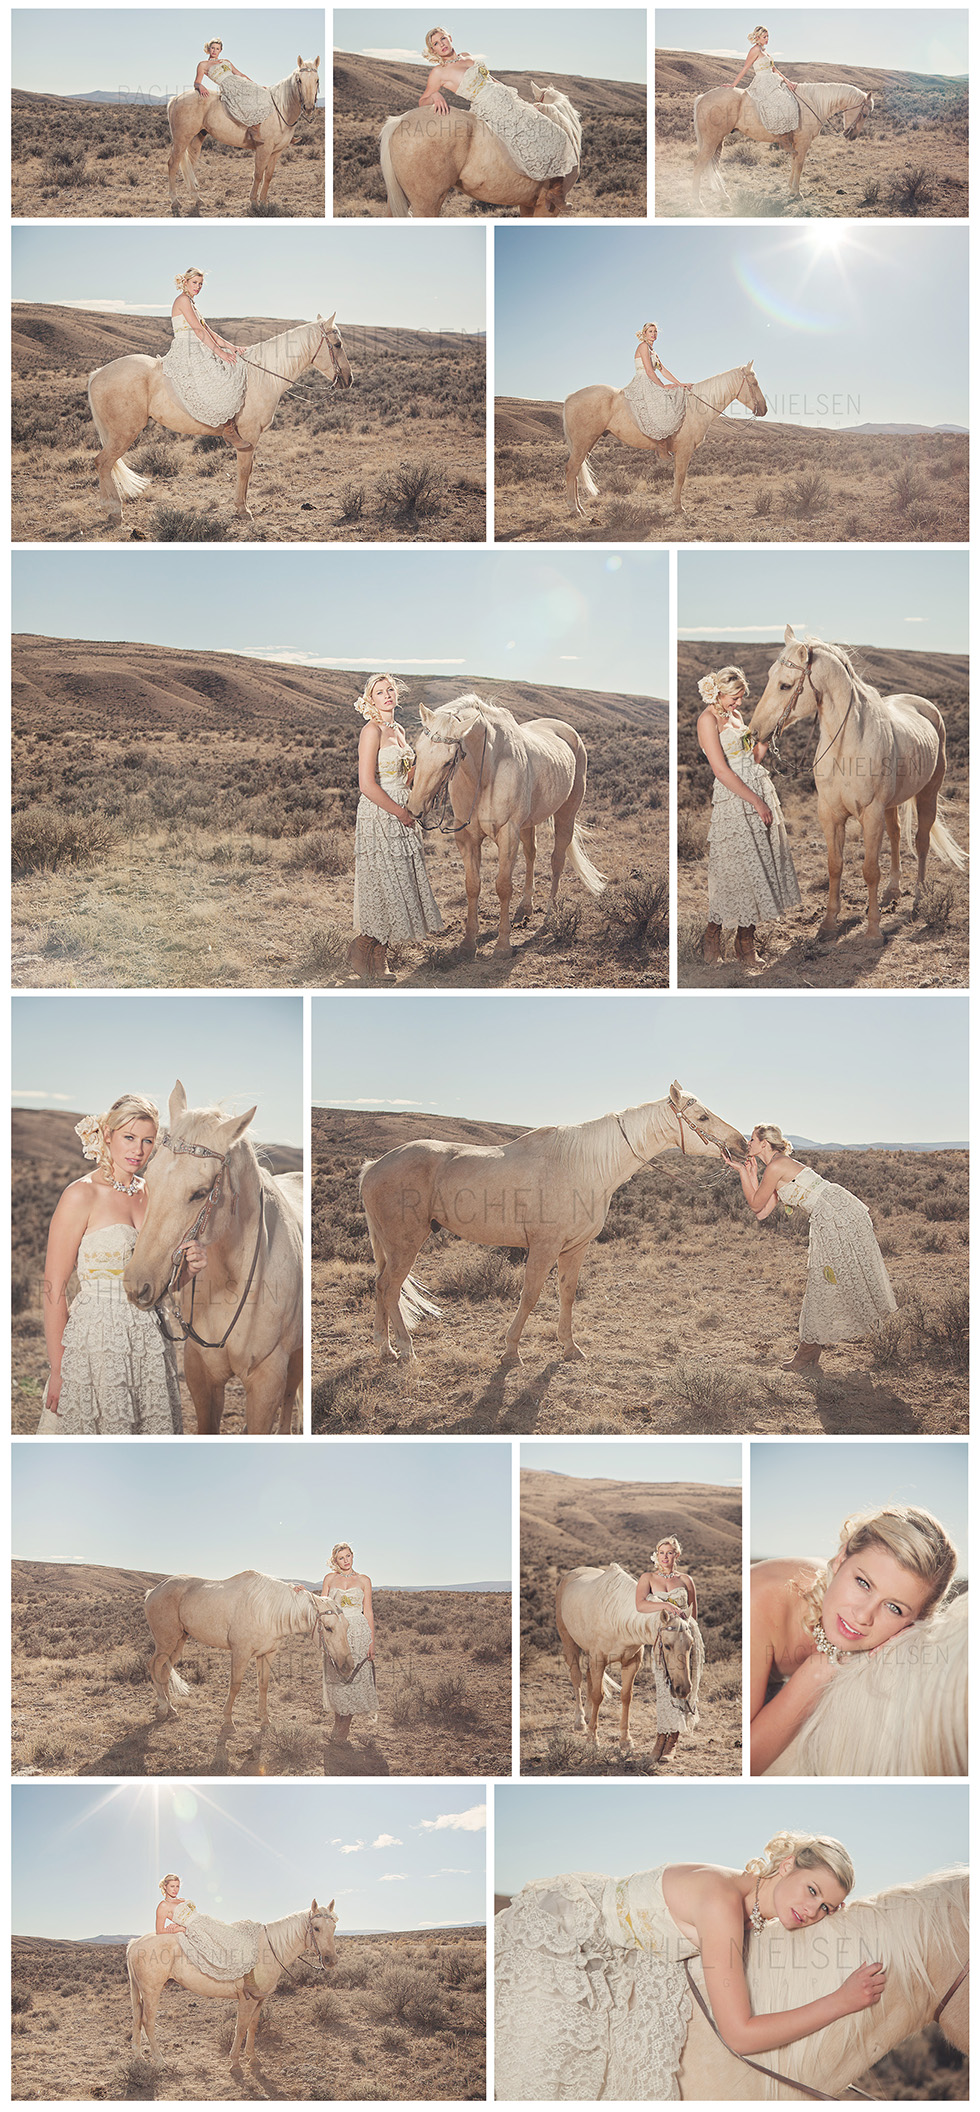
[234,1571,317,1636]
[427,694,519,736]
[773,1592,967,1776]
[693,364,751,409]
[743,1869,969,2088]
[809,637,884,721]
[545,1105,662,1185]
[264,1907,311,1949]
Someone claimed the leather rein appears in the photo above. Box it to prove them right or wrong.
[237,317,348,388]
[767,647,856,769]
[682,1955,969,2103]
[263,1906,336,1987]
[615,1103,740,1164]
[269,64,320,131]
[156,1129,265,1350]
[412,722,490,835]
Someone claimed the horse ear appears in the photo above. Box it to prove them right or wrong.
[328,1898,335,1914]
[669,1080,683,1108]
[169,1081,188,1122]
[419,702,436,728]
[311,1897,319,1912]
[784,624,797,645]
[317,312,336,329]
[215,1105,257,1151]
[530,80,543,99]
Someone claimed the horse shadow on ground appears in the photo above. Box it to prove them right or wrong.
[322,1738,390,1777]
[76,1721,160,1777]
[401,922,561,989]
[452,1358,566,1434]
[227,2054,276,2097]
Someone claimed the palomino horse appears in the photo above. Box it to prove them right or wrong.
[167,58,320,212]
[127,1900,337,2065]
[380,84,581,218]
[359,1080,748,1367]
[123,1083,304,1435]
[87,313,353,523]
[563,361,767,517]
[678,1869,968,2100]
[144,1570,354,1735]
[556,1563,704,1759]
[751,626,966,942]
[406,696,605,955]
[692,79,874,207]
[765,1591,968,1777]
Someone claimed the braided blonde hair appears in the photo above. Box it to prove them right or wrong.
[751,1123,792,1156]
[697,665,750,724]
[797,1505,958,1636]
[745,1831,854,1896]
[174,268,204,293]
[354,674,402,725]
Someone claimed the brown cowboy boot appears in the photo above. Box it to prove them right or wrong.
[701,922,723,963]
[781,1342,823,1372]
[346,934,374,978]
[543,177,565,215]
[370,941,395,981]
[735,925,762,967]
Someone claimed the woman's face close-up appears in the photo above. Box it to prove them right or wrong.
[108,1120,157,1180]
[165,1878,180,1898]
[772,1859,846,1931]
[821,1547,933,1652]
[657,1545,677,1572]
[371,679,397,714]
[334,1546,354,1571]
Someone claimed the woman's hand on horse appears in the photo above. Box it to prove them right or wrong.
[431,92,450,113]
[181,1241,208,1276]
[838,1962,886,2015]
[397,807,417,828]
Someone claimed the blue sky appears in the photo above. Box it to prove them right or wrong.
[11,1441,511,1585]
[312,992,968,1145]
[12,995,302,1146]
[335,8,647,80]
[12,225,485,335]
[522,1440,740,1485]
[12,1783,487,1938]
[12,10,325,97]
[679,550,969,654]
[13,550,669,701]
[751,1442,968,1574]
[494,225,968,429]
[495,1782,967,1900]
[656,9,968,73]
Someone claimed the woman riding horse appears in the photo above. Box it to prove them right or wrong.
[419,24,577,204]
[194,38,268,147]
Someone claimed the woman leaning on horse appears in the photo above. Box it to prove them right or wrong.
[348,673,445,981]
[321,1540,378,1745]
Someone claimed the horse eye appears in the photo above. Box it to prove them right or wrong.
[189,1187,210,1201]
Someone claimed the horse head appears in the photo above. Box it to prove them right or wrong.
[668,1081,749,1164]
[316,1595,356,1680]
[750,624,819,740]
[297,57,321,114]
[314,313,354,391]
[406,698,487,819]
[308,1899,338,1968]
[737,361,768,417]
[844,91,874,139]
[124,1082,257,1309]
[658,1613,696,1700]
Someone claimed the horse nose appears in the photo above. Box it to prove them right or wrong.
[129,1281,156,1309]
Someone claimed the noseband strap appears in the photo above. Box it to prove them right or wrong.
[154,1129,265,1350]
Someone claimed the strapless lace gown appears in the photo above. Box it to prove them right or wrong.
[322,1586,378,1717]
[708,720,801,924]
[624,352,688,440]
[746,54,800,131]
[203,58,274,128]
[779,1167,898,1345]
[172,1902,264,1981]
[495,1868,696,2100]
[53,1226,182,1436]
[161,308,248,426]
[353,749,445,946]
[457,62,578,178]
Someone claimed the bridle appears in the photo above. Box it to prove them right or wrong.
[153,1128,265,1350]
[412,721,489,835]
[269,62,320,131]
[264,1906,336,1985]
[682,1954,969,2102]
[314,1591,373,1685]
[614,1101,741,1164]
[765,645,856,769]
[237,316,349,389]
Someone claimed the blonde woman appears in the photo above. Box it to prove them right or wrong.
[732,26,800,132]
[41,1096,206,1436]
[321,1541,377,1745]
[419,27,578,184]
[751,1505,957,1774]
[732,1125,897,1370]
[194,38,268,143]
[495,1829,883,2100]
[160,267,248,444]
[349,673,445,980]
[155,1875,258,1975]
[636,1536,701,1762]
[696,664,800,967]
[623,322,692,440]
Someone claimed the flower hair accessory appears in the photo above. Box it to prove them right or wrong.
[75,1115,104,1162]
[698,673,721,704]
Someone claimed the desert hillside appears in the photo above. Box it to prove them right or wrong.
[11,639,667,991]
[333,53,646,217]
[520,1470,741,1775]
[11,1559,510,1779]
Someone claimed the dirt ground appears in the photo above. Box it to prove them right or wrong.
[654,53,968,219]
[519,1470,741,1778]
[11,92,325,218]
[495,407,969,546]
[11,1561,510,1780]
[11,1926,486,2101]
[312,1118,968,1438]
[10,1314,275,1437]
[677,642,969,990]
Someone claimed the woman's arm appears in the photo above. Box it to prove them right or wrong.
[692,1881,884,2055]
[696,711,773,823]
[42,1186,91,1409]
[170,1239,208,1291]
[635,1572,658,1608]
[655,361,693,391]
[734,1155,785,1221]
[419,63,453,113]
[732,50,755,87]
[172,293,238,365]
[750,1652,837,1774]
[357,724,417,824]
[681,1572,698,1620]
[194,60,211,94]
[361,1575,375,1656]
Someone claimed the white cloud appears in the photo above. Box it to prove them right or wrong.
[57,299,171,316]
[904,617,926,623]
[339,1840,366,1855]
[440,1867,470,1875]
[379,1873,408,1882]
[358,47,427,63]
[679,624,801,636]
[235,648,466,668]
[373,1834,402,1849]
[12,1090,73,1102]
[419,1805,486,1834]
[559,656,579,661]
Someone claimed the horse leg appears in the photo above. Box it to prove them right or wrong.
[511,824,535,928]
[232,443,256,520]
[149,1632,185,1720]
[376,1224,427,1362]
[256,146,282,206]
[672,434,694,513]
[255,1654,273,1730]
[279,1348,303,1433]
[565,421,602,518]
[556,1240,591,1362]
[183,1342,224,1433]
[223,1649,249,1730]
[556,1593,587,1731]
[242,1350,291,1434]
[818,813,846,933]
[879,806,902,908]
[500,1243,560,1368]
[914,767,943,901]
[167,128,188,207]
[585,1653,608,1745]
[249,142,272,207]
[241,1990,264,2063]
[95,423,145,522]
[460,832,483,956]
[140,1983,164,2061]
[548,792,578,909]
[861,807,887,942]
[788,135,807,195]
[493,821,521,954]
[619,1650,641,1757]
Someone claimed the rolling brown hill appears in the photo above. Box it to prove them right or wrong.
[335,52,646,122]
[654,51,958,98]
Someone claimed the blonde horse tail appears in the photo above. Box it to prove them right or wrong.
[562,402,600,502]
[399,1273,441,1331]
[168,1668,191,1703]
[87,375,150,501]
[900,799,968,872]
[126,1941,145,2046]
[379,117,411,217]
[566,825,607,895]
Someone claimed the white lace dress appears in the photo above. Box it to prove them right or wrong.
[171,1901,264,1981]
[779,1167,898,1345]
[322,1586,378,1717]
[457,62,578,178]
[203,57,274,127]
[52,1225,183,1436]
[353,746,445,946]
[495,1867,696,2100]
[707,719,801,925]
[161,306,248,427]
[746,53,800,131]
[624,351,688,440]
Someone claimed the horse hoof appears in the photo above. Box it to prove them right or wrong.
[499,1349,524,1372]
[170,202,181,217]
[561,1345,587,1364]
[493,944,515,959]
